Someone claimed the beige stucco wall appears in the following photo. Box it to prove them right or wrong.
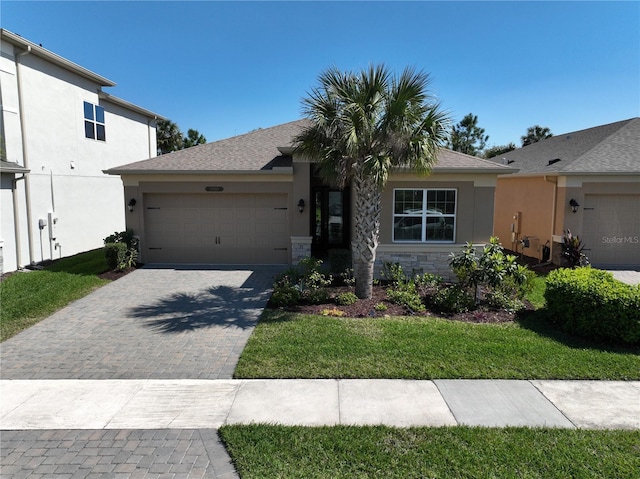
[494,176,558,259]
[495,174,640,265]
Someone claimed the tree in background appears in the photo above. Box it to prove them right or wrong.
[156,119,183,155]
[484,143,516,159]
[295,64,449,299]
[183,129,207,148]
[156,120,207,154]
[447,113,489,157]
[521,125,553,147]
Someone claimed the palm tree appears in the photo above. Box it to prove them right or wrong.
[294,65,450,299]
[521,125,553,147]
[156,119,184,155]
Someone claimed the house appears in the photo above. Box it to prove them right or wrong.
[105,120,515,279]
[491,118,640,269]
[0,29,163,274]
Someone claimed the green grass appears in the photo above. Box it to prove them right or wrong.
[234,310,639,380]
[0,249,109,341]
[525,273,547,309]
[220,425,640,479]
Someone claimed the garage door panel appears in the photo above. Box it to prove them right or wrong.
[582,194,640,267]
[143,193,289,264]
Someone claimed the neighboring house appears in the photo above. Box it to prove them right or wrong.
[491,118,640,269]
[0,29,163,273]
[105,119,515,279]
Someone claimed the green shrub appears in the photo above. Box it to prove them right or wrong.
[271,257,331,306]
[386,282,425,313]
[430,285,475,315]
[103,229,138,271]
[545,268,640,344]
[449,237,532,308]
[335,292,358,306]
[104,243,127,271]
[381,262,406,286]
[483,290,524,313]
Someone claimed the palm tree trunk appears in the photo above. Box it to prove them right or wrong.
[351,172,381,299]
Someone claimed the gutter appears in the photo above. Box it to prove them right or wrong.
[11,174,27,268]
[544,175,558,262]
[15,44,35,265]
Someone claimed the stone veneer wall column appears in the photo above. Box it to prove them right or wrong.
[374,250,456,281]
[290,236,312,265]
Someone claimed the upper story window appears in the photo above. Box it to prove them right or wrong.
[393,188,457,242]
[83,101,105,141]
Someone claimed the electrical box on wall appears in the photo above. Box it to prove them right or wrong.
[512,212,521,233]
[48,212,58,241]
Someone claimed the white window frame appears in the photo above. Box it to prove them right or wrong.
[392,188,457,243]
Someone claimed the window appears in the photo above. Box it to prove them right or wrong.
[393,188,456,242]
[83,101,105,141]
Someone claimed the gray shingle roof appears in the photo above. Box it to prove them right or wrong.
[489,118,640,174]
[106,119,516,175]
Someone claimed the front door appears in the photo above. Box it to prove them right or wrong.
[312,186,350,256]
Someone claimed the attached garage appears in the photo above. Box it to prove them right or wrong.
[143,193,290,264]
[581,194,640,268]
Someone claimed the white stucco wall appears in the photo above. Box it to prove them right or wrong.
[0,37,157,272]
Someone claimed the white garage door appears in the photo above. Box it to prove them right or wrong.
[143,193,289,264]
[582,194,640,268]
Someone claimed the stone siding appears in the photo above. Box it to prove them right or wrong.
[290,236,312,265]
[374,250,455,281]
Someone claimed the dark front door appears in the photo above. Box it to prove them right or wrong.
[312,186,350,256]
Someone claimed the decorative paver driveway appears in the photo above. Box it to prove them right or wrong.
[0,265,283,380]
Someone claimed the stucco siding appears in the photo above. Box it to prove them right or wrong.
[494,176,556,258]
[0,36,158,272]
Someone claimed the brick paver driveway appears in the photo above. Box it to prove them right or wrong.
[0,265,284,380]
[2,265,282,478]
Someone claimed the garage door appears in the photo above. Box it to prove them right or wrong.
[582,194,640,268]
[143,193,289,264]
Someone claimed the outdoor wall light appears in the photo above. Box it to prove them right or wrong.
[297,198,306,213]
[127,198,137,213]
[569,198,580,214]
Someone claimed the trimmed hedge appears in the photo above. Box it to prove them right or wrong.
[545,268,640,344]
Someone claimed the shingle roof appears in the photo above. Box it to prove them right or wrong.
[489,118,640,174]
[106,119,516,175]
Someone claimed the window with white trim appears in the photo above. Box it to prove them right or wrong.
[393,188,457,242]
[83,101,105,141]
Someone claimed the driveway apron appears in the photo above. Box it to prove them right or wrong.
[0,265,284,380]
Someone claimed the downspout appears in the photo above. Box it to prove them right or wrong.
[11,174,25,268]
[544,175,558,262]
[16,45,35,265]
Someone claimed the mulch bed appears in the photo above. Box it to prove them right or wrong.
[269,285,531,324]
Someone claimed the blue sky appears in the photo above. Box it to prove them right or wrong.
[3,1,639,147]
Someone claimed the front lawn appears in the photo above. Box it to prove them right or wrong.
[220,425,639,479]
[234,310,640,380]
[0,249,110,341]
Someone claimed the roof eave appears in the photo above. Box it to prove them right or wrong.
[98,92,165,120]
[1,29,116,87]
[103,167,294,176]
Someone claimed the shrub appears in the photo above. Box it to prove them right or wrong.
[271,257,332,306]
[335,292,358,306]
[374,302,388,312]
[103,229,138,271]
[104,242,127,271]
[430,284,475,315]
[386,282,425,313]
[449,237,531,306]
[381,262,406,286]
[561,229,590,268]
[545,268,640,344]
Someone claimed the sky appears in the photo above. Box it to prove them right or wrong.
[2,1,639,148]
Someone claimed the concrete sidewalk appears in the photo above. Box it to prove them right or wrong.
[2,379,639,430]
